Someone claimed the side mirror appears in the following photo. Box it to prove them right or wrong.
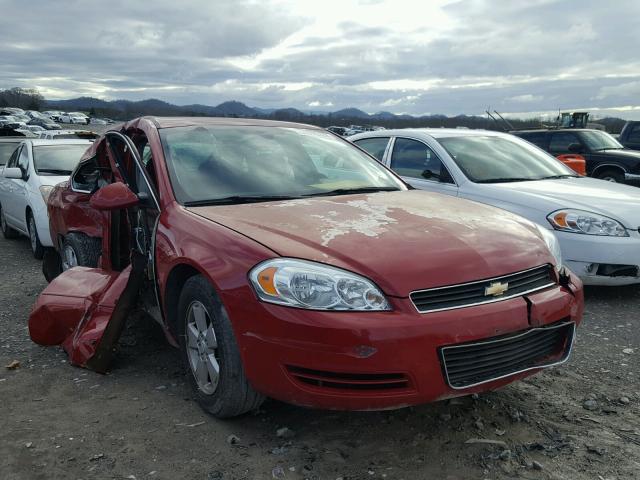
[421,169,434,180]
[568,143,583,154]
[90,182,139,211]
[3,167,24,180]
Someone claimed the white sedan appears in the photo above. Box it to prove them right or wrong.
[0,139,91,258]
[59,112,88,124]
[350,128,640,286]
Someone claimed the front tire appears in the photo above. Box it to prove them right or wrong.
[0,204,18,239]
[595,168,625,183]
[178,275,264,418]
[27,214,44,259]
[61,233,102,270]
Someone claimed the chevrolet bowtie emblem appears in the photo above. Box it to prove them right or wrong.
[485,281,509,297]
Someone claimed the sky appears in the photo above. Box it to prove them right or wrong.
[2,0,640,118]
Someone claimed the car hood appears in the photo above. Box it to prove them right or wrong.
[38,175,70,187]
[187,190,552,297]
[485,177,640,229]
[598,148,640,161]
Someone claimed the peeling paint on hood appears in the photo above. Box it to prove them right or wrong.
[188,190,554,297]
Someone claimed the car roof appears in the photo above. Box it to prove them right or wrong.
[513,128,601,134]
[24,139,93,146]
[351,128,510,140]
[145,116,321,130]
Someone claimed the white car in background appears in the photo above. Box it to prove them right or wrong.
[350,128,640,286]
[0,139,91,258]
[59,112,88,124]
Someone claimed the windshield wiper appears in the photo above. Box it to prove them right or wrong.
[475,177,538,184]
[184,195,301,206]
[303,186,401,197]
[37,168,72,175]
[539,174,580,179]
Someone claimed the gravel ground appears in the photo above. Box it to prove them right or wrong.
[1,233,639,480]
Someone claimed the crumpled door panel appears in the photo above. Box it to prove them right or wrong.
[29,266,131,368]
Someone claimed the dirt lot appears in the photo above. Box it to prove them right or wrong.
[1,233,639,480]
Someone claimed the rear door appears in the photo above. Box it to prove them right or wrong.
[387,137,459,196]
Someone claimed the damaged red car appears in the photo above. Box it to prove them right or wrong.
[31,117,584,418]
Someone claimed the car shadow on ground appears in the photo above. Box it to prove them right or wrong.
[584,284,640,301]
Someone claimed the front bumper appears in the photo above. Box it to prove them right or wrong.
[227,271,583,411]
[556,230,640,285]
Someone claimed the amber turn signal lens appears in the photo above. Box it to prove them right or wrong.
[257,267,278,296]
[552,212,568,228]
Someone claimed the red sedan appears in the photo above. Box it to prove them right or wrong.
[30,117,583,418]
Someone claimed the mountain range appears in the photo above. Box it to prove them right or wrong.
[42,95,628,133]
[46,97,426,122]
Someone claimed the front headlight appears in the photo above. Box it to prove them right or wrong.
[547,209,628,237]
[39,185,54,202]
[535,224,563,269]
[249,258,391,311]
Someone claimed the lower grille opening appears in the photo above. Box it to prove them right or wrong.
[595,264,639,277]
[440,321,575,389]
[286,366,410,391]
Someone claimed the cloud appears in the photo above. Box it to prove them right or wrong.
[508,94,543,103]
[1,0,640,118]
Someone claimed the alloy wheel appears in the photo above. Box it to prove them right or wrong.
[62,245,78,270]
[186,301,220,395]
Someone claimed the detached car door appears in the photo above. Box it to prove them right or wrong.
[29,131,160,373]
[387,137,459,196]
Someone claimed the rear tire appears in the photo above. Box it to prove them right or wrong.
[178,275,264,418]
[0,204,18,239]
[27,214,44,259]
[595,168,625,183]
[42,249,62,282]
[61,233,102,270]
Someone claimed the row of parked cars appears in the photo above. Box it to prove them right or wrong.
[0,107,114,136]
[0,116,637,419]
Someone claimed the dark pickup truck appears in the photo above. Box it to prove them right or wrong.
[513,128,640,184]
[617,121,640,151]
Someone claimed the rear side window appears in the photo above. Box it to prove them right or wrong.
[549,132,581,153]
[517,132,547,148]
[353,137,390,161]
[71,157,100,192]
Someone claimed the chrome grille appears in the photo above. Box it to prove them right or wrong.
[410,265,555,313]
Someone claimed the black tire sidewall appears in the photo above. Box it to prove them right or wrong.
[0,204,18,239]
[177,275,261,418]
[28,214,44,259]
[62,233,102,268]
[597,169,624,183]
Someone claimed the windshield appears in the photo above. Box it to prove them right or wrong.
[580,130,623,151]
[0,142,19,166]
[438,135,576,183]
[33,144,88,175]
[160,125,405,204]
